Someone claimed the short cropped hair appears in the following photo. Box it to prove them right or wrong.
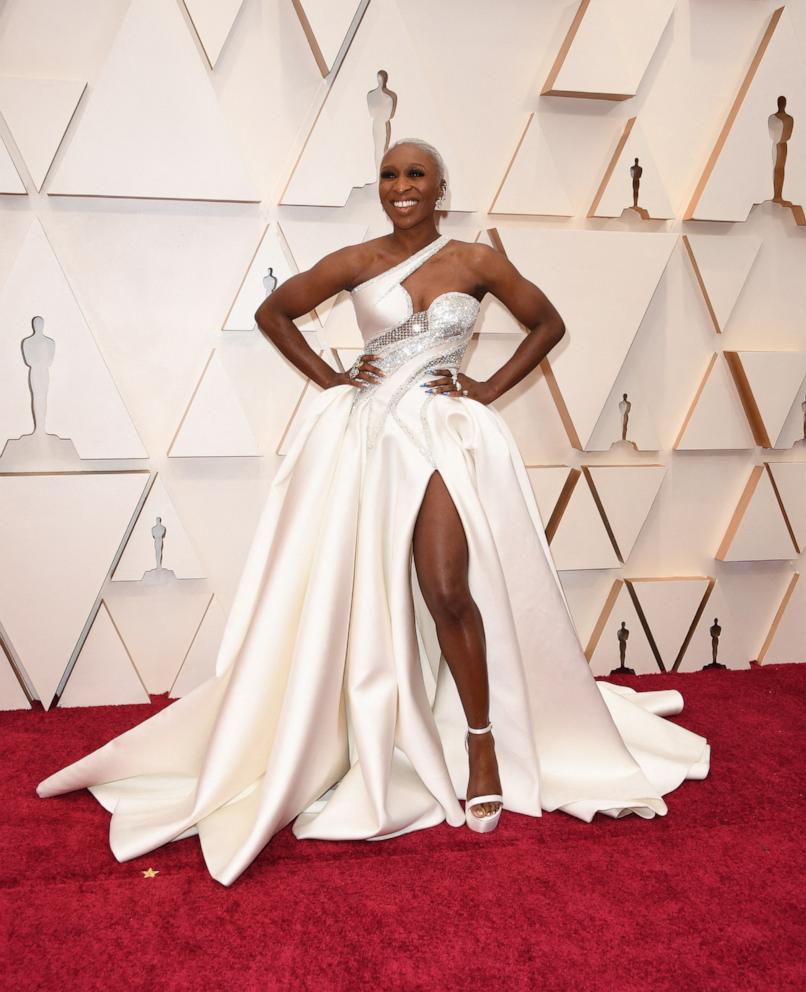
[384,137,447,191]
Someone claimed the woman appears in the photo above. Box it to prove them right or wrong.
[36,138,710,886]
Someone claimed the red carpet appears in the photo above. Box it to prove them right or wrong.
[3,664,804,992]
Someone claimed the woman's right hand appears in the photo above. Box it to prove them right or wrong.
[327,353,385,390]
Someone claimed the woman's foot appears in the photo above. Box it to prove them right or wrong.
[466,727,502,819]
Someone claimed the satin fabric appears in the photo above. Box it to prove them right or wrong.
[36,235,710,887]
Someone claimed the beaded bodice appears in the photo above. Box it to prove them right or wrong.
[348,235,481,463]
[359,292,480,383]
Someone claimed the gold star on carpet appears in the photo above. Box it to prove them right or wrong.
[141,867,159,878]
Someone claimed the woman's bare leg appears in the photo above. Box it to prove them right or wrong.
[412,470,501,817]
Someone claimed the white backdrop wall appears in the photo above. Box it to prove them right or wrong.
[0,0,805,711]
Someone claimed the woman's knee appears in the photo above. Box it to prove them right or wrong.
[421,574,474,624]
[413,470,474,622]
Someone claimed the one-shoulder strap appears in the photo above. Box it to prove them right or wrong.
[352,233,450,296]
[392,233,450,286]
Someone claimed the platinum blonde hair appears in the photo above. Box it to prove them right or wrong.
[384,137,448,193]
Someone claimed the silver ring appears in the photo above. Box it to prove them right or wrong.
[462,388,468,396]
[451,372,459,389]
[349,354,367,380]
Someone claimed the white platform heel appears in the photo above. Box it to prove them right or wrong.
[464,722,503,834]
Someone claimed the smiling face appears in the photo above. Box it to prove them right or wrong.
[378,143,445,228]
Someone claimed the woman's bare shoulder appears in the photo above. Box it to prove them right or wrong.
[450,239,499,265]
[334,236,397,290]
[446,239,502,291]
[302,239,381,293]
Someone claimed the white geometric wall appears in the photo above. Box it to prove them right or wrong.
[1,0,805,710]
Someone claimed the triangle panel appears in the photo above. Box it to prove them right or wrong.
[0,472,149,707]
[183,0,245,69]
[0,77,86,191]
[58,602,150,706]
[169,350,260,457]
[48,0,257,201]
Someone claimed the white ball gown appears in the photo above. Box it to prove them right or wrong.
[36,233,710,887]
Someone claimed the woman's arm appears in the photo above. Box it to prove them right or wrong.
[469,243,566,404]
[254,245,371,390]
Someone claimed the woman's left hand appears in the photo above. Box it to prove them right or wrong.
[421,369,496,405]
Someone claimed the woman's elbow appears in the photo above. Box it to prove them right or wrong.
[255,300,281,338]
[254,298,270,327]
[550,318,566,345]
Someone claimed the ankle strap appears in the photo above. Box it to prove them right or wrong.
[466,722,492,735]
